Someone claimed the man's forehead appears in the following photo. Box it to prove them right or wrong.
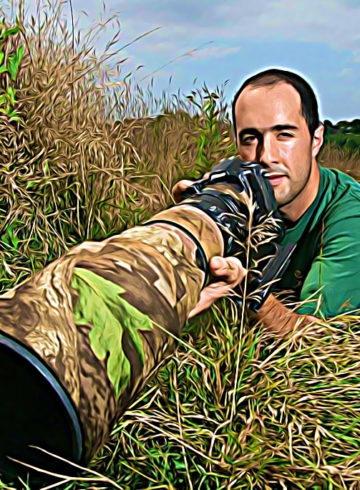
[234,82,304,128]
[236,81,301,104]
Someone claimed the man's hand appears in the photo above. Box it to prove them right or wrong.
[189,256,247,318]
[172,174,210,203]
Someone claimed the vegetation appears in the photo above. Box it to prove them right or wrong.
[0,2,360,489]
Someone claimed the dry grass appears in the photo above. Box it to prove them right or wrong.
[0,1,236,292]
[97,313,360,489]
[318,143,360,181]
[0,1,360,489]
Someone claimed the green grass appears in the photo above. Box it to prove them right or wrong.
[1,1,360,489]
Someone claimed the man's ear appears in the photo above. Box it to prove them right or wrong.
[312,123,324,158]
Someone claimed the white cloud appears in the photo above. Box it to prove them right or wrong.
[21,0,360,63]
[192,45,242,60]
[107,0,360,63]
[339,67,354,77]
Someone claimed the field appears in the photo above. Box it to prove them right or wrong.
[1,2,360,489]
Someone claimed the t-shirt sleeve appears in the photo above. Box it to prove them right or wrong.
[296,205,360,318]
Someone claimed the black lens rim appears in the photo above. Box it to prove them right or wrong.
[0,331,83,464]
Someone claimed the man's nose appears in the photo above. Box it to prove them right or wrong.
[256,134,279,167]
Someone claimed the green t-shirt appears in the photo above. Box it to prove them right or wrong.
[276,166,360,318]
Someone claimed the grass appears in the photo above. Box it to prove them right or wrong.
[1,1,360,488]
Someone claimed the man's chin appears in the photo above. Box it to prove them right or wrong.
[273,187,290,206]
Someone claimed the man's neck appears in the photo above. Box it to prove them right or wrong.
[280,162,320,222]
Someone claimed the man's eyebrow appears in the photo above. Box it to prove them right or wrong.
[271,124,299,131]
[238,128,261,139]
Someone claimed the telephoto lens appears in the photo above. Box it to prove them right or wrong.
[0,157,286,487]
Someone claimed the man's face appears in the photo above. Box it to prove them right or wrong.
[234,82,318,208]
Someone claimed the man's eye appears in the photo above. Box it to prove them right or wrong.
[278,132,294,138]
[242,136,256,144]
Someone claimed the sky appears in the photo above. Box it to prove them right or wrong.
[18,0,360,122]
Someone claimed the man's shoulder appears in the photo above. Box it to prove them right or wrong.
[320,166,360,196]
[319,166,360,221]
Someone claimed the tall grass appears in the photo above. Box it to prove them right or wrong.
[1,1,360,489]
[318,143,360,180]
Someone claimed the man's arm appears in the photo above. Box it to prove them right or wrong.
[255,293,316,337]
[188,255,315,338]
[250,208,360,334]
[294,212,360,318]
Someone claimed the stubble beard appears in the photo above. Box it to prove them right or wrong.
[277,150,313,211]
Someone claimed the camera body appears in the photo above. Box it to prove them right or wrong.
[178,157,296,312]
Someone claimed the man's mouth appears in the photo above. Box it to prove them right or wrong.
[266,173,286,186]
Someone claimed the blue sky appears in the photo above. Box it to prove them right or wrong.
[20,0,360,121]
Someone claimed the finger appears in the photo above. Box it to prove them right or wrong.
[210,256,247,284]
[210,256,235,275]
[188,276,243,318]
[172,180,194,202]
[188,288,215,318]
[172,171,212,203]
[209,256,227,270]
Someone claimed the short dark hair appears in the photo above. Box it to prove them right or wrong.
[232,68,320,139]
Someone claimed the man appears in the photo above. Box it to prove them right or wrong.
[174,68,360,336]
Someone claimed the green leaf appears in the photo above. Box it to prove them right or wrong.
[1,224,19,250]
[0,52,4,65]
[0,26,20,40]
[26,180,36,189]
[0,66,7,74]
[8,226,19,249]
[8,109,19,121]
[7,45,24,81]
[1,232,9,246]
[6,86,15,105]
[72,267,153,398]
